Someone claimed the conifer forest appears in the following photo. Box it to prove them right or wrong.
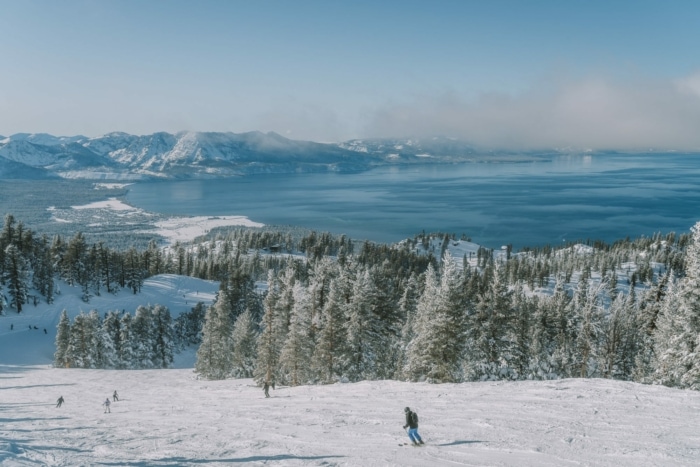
[2,212,699,390]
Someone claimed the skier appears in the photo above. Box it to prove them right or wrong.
[113,390,119,402]
[103,398,111,413]
[56,396,64,408]
[263,381,270,398]
[403,407,424,446]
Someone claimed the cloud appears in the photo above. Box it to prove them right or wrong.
[363,72,700,151]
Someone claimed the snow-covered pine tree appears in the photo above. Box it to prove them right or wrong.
[195,290,235,379]
[54,310,71,368]
[125,247,144,294]
[368,261,405,379]
[529,275,565,379]
[599,291,638,379]
[407,252,466,383]
[32,235,55,304]
[307,257,338,342]
[278,283,314,385]
[131,305,155,369]
[118,312,134,369]
[404,264,439,381]
[572,279,605,378]
[101,311,120,369]
[652,221,700,389]
[634,270,671,382]
[231,308,258,378]
[510,283,534,379]
[466,261,516,381]
[66,312,93,368]
[3,244,30,313]
[152,304,174,368]
[310,278,347,383]
[393,273,421,380]
[254,270,282,385]
[549,275,575,378]
[88,310,108,368]
[343,267,381,381]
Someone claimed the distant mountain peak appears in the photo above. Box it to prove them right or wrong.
[0,130,511,180]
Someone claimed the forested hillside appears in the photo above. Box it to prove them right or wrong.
[1,212,699,390]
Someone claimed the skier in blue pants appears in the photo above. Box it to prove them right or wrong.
[403,407,424,445]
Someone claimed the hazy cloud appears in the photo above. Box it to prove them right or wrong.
[364,72,700,151]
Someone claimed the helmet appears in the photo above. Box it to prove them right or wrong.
[404,407,410,412]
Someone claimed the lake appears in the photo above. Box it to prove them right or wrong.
[125,153,700,250]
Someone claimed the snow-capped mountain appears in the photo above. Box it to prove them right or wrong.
[0,131,490,180]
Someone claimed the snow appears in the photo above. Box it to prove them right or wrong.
[2,275,699,466]
[60,197,264,245]
[72,197,138,212]
[154,215,263,245]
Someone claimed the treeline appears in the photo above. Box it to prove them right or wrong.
[52,302,212,370]
[3,211,700,389]
[191,226,699,389]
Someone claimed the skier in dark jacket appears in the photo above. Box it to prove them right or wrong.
[56,396,64,408]
[113,390,119,402]
[403,407,424,445]
[263,381,270,398]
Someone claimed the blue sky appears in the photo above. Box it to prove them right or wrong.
[1,0,699,149]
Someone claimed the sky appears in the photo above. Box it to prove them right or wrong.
[1,0,700,149]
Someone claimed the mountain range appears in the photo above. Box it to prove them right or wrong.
[0,131,539,180]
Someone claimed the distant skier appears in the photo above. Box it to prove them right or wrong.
[103,398,111,413]
[113,390,119,402]
[56,396,64,408]
[403,407,424,446]
[263,381,270,398]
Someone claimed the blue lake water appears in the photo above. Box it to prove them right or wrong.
[125,153,700,249]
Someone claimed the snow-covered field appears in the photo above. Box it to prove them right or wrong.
[2,367,699,466]
[2,277,699,466]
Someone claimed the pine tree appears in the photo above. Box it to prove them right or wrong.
[100,311,120,369]
[278,283,315,385]
[311,278,347,383]
[407,253,467,383]
[3,244,30,313]
[118,313,134,369]
[66,312,93,368]
[231,308,258,378]
[195,291,235,379]
[343,267,381,381]
[254,271,282,385]
[54,310,71,367]
[652,221,700,389]
[393,273,421,380]
[152,304,174,368]
[572,279,605,378]
[466,261,515,381]
[131,305,155,369]
[405,264,439,381]
[88,310,108,368]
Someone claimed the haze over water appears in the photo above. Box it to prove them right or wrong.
[126,153,700,250]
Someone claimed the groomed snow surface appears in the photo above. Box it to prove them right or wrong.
[1,275,699,466]
[2,369,699,466]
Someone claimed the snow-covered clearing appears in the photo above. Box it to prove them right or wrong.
[2,368,698,466]
[1,277,698,466]
[54,196,264,245]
